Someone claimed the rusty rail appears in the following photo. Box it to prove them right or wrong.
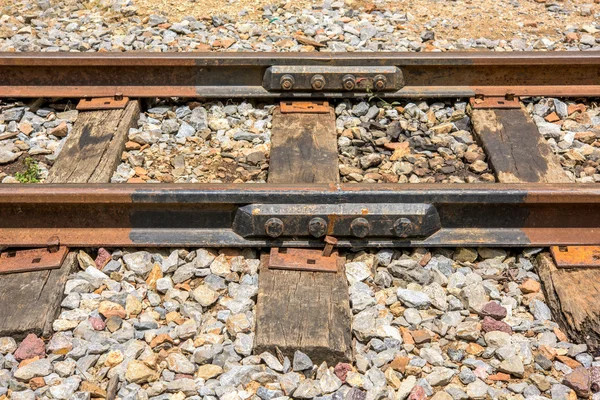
[0,52,599,98]
[1,184,599,248]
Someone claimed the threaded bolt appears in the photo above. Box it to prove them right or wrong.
[280,74,295,91]
[342,74,356,91]
[393,218,413,238]
[308,217,327,238]
[311,74,326,91]
[265,218,284,238]
[350,218,370,238]
[373,74,387,91]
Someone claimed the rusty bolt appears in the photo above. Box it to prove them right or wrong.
[308,217,327,238]
[373,75,387,91]
[311,74,326,91]
[342,74,356,91]
[393,218,413,238]
[350,218,370,238]
[280,74,295,91]
[265,218,284,238]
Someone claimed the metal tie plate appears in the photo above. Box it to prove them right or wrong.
[550,245,600,269]
[0,246,69,275]
[76,96,129,111]
[268,248,338,272]
[280,101,330,114]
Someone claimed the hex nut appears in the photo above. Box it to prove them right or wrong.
[265,218,285,238]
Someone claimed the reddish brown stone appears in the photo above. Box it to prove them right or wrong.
[563,366,590,397]
[557,355,582,369]
[408,385,427,400]
[89,316,106,331]
[14,334,45,361]
[29,376,46,390]
[488,372,511,381]
[480,302,507,320]
[95,248,112,270]
[389,356,410,374]
[411,329,432,344]
[334,363,353,383]
[481,316,512,334]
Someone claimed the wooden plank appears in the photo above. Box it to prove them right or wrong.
[255,105,352,364]
[471,107,573,183]
[268,108,339,184]
[254,254,353,364]
[0,253,76,338]
[536,252,600,352]
[0,102,140,338]
[47,100,140,183]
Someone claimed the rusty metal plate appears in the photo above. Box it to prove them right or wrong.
[550,246,600,269]
[470,96,520,109]
[268,248,338,272]
[76,96,129,111]
[0,246,69,275]
[280,101,330,114]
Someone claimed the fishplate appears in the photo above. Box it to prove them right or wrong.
[0,246,69,275]
[550,246,600,268]
[233,203,440,239]
[263,66,403,92]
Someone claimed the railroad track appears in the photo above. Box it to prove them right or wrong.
[1,51,600,369]
[0,51,599,249]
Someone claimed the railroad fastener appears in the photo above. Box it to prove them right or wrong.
[393,218,413,238]
[280,74,295,91]
[350,218,370,238]
[373,74,387,91]
[322,235,338,257]
[308,217,327,238]
[342,74,356,91]
[265,218,285,238]
[311,74,326,90]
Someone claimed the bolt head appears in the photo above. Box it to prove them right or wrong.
[393,218,413,238]
[308,217,327,238]
[280,74,294,91]
[342,74,356,91]
[373,74,387,91]
[311,75,326,91]
[265,218,284,238]
[350,218,370,238]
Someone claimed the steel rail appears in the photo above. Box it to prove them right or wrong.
[0,52,599,98]
[1,183,599,248]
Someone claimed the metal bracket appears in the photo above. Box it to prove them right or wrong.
[0,246,69,275]
[280,101,330,114]
[550,246,600,269]
[264,66,403,92]
[470,95,520,109]
[76,94,129,111]
[233,203,441,239]
[268,248,338,272]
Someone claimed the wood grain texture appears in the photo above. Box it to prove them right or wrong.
[471,108,573,183]
[47,100,140,183]
[0,103,139,337]
[0,253,76,338]
[268,108,339,184]
[254,254,353,363]
[536,252,600,352]
[255,105,352,364]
